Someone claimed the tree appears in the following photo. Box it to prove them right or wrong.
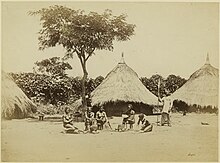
[33,57,72,78]
[165,74,187,94]
[94,76,104,88]
[10,72,104,107]
[141,75,165,97]
[29,5,135,110]
[141,74,186,98]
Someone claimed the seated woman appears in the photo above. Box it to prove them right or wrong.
[63,107,82,134]
[96,107,108,130]
[127,109,135,129]
[122,104,135,130]
[137,113,153,133]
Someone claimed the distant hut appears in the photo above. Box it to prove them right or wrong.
[171,54,219,110]
[1,72,37,119]
[91,55,158,116]
[71,98,84,113]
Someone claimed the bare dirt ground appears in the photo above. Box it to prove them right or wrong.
[1,113,218,162]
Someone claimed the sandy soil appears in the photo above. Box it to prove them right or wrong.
[1,113,218,162]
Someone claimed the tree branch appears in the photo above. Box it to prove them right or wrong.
[85,47,95,61]
[78,54,84,67]
[85,54,91,61]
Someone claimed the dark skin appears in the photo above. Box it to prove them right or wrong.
[64,108,73,123]
[63,108,77,129]
[63,108,84,133]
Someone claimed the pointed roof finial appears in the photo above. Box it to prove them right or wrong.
[205,53,210,65]
[119,52,125,64]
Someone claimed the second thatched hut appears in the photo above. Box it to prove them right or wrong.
[90,57,158,116]
[171,54,219,112]
[1,72,37,119]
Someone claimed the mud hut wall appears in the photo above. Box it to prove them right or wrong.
[92,101,153,117]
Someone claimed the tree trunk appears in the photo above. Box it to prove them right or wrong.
[82,73,88,107]
[81,60,88,113]
[78,52,92,116]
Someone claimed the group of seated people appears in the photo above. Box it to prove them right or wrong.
[119,104,153,132]
[62,106,108,134]
[84,107,108,133]
[62,104,153,134]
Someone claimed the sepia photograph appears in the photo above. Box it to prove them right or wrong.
[1,1,219,162]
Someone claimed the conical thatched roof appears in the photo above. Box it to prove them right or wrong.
[91,59,158,106]
[71,98,84,112]
[171,54,219,107]
[1,72,37,119]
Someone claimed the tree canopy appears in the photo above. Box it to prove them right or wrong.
[34,57,72,78]
[29,5,135,59]
[140,74,187,98]
[30,5,135,108]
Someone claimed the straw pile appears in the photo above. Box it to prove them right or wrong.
[91,61,158,106]
[171,55,219,107]
[1,72,37,119]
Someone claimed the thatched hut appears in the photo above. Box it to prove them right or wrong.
[1,72,37,119]
[90,57,158,116]
[171,54,219,109]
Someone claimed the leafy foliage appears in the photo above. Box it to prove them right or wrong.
[29,5,135,108]
[33,57,72,78]
[165,75,186,94]
[10,72,104,106]
[29,6,135,53]
[140,74,187,98]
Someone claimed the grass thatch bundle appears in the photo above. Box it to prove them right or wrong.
[171,56,219,108]
[91,61,158,106]
[1,72,37,119]
[71,98,84,113]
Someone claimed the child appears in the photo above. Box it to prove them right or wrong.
[89,119,99,134]
[84,107,95,131]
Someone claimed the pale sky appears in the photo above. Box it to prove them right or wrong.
[2,2,219,79]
